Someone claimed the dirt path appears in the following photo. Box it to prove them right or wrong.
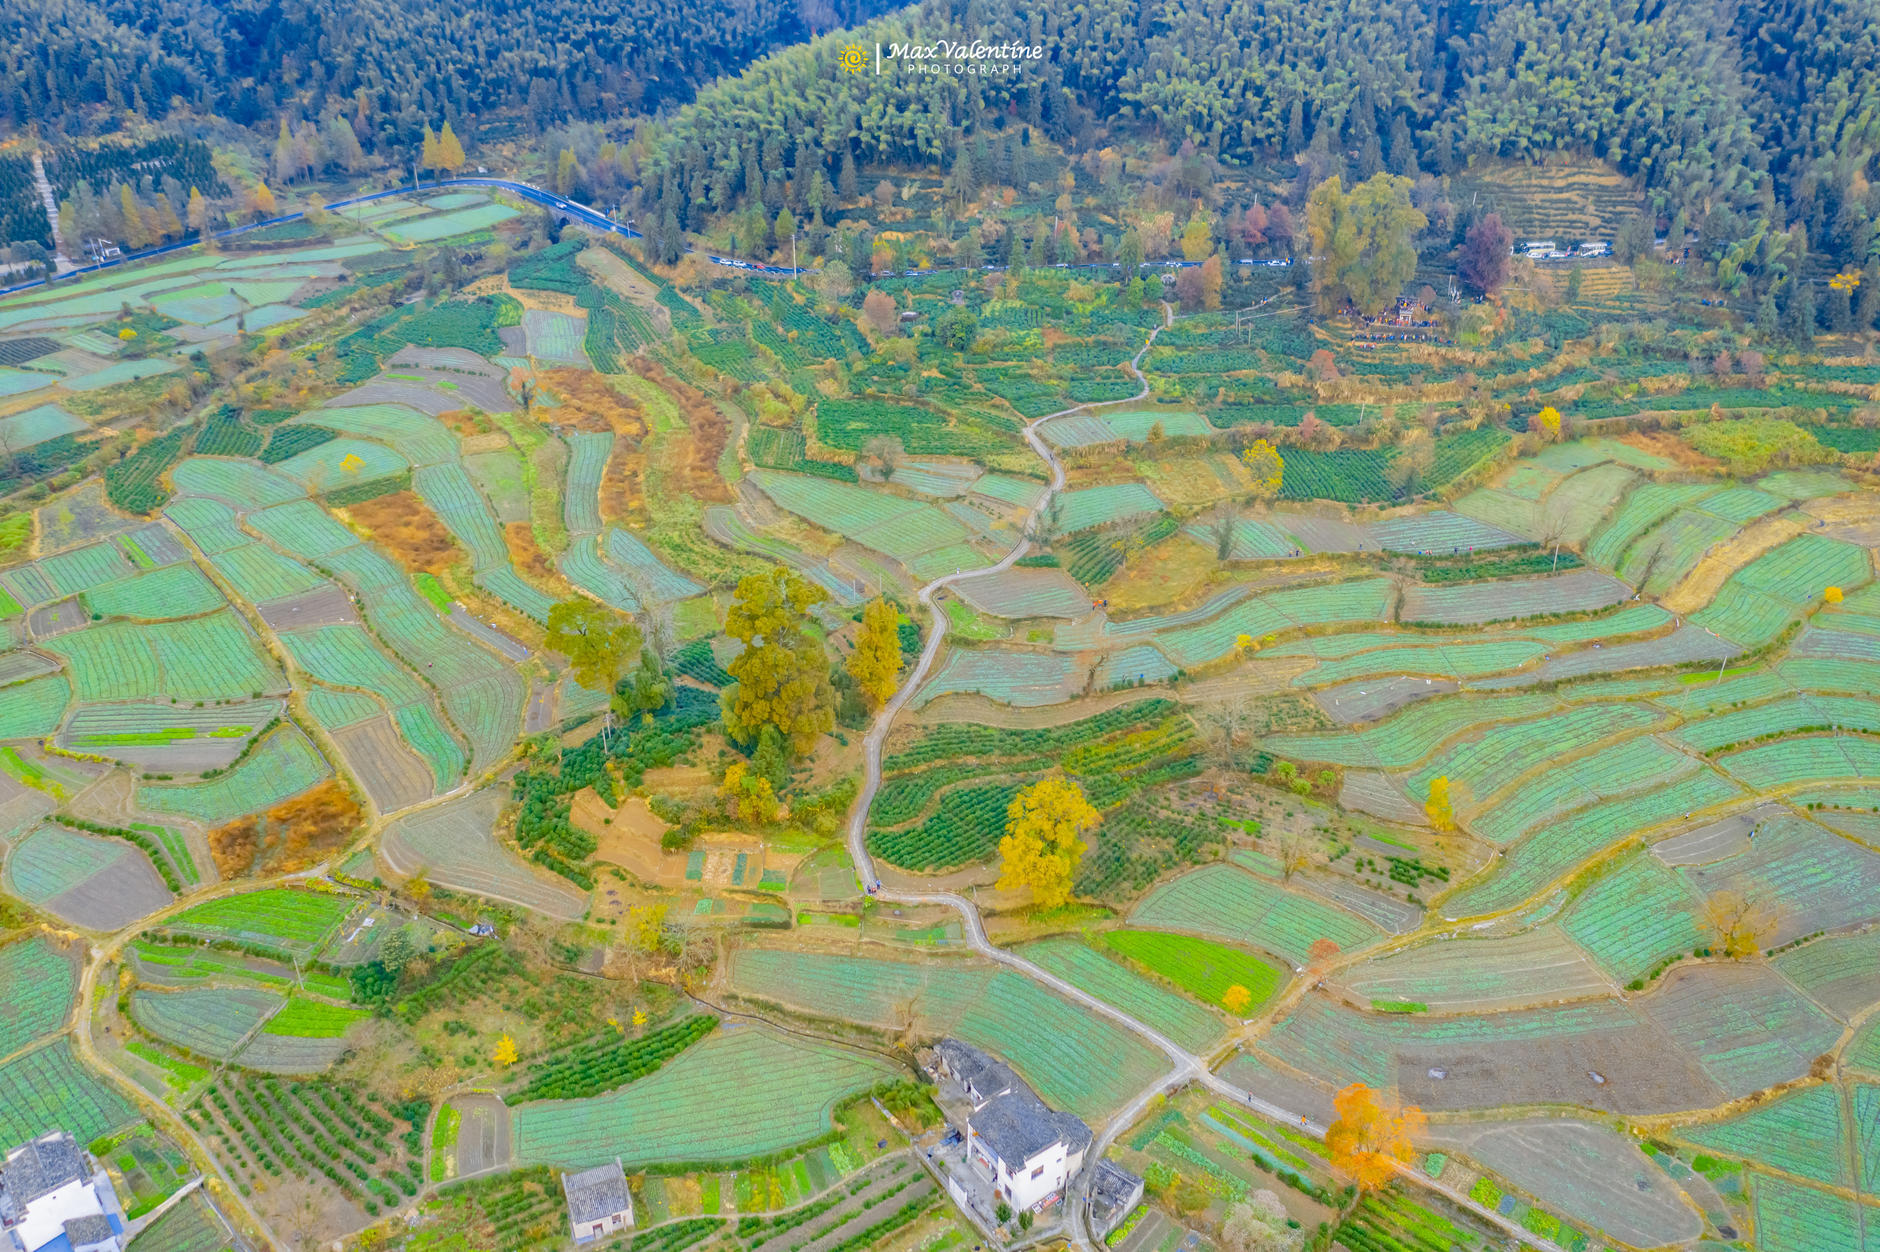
[1661,513,1805,613]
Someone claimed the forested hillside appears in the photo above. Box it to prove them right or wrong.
[637,0,1880,279]
[0,0,905,140]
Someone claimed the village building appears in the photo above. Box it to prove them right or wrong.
[933,1039,1091,1215]
[561,1159,632,1244]
[0,1131,126,1252]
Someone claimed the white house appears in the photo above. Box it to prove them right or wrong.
[935,1039,1091,1215]
[0,1132,125,1252]
[561,1159,632,1244]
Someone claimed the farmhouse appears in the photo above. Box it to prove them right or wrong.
[561,1159,632,1244]
[0,1131,126,1252]
[1087,1158,1146,1238]
[934,1039,1091,1214]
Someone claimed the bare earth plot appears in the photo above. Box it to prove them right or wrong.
[331,715,434,814]
[380,786,586,919]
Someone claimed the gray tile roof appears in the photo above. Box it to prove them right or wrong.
[1089,1158,1142,1215]
[562,1161,630,1226]
[2,1133,85,1208]
[63,1214,116,1246]
[940,1039,1090,1168]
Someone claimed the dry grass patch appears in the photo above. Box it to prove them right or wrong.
[210,779,364,877]
[1621,431,1723,470]
[340,491,463,574]
[437,408,493,437]
[637,359,731,503]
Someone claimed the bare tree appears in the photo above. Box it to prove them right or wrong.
[1704,887,1778,959]
[1275,828,1316,881]
[860,434,904,481]
[1211,496,1240,561]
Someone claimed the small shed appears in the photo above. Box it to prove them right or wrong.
[562,1159,633,1244]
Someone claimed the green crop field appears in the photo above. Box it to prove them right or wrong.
[262,997,370,1038]
[1680,1085,1849,1186]
[83,563,225,619]
[1468,735,1698,843]
[1022,937,1225,1051]
[1099,929,1287,1014]
[44,611,282,703]
[1052,482,1165,533]
[131,986,285,1059]
[207,542,328,603]
[384,202,520,243]
[1407,703,1666,810]
[513,1026,898,1169]
[1268,691,1558,770]
[246,499,361,560]
[1559,852,1702,984]
[728,948,1168,1118]
[136,725,330,824]
[0,676,71,739]
[1129,864,1382,965]
[0,1039,138,1145]
[165,888,356,956]
[1717,735,1880,790]
[1752,1176,1866,1252]
[0,937,77,1056]
[1586,482,1718,569]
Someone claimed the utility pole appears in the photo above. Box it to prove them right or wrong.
[791,230,798,275]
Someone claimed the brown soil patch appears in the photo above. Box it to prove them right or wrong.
[1621,431,1722,470]
[504,521,557,582]
[460,432,511,455]
[637,359,731,503]
[1662,513,1807,614]
[436,408,491,437]
[1803,494,1879,523]
[210,780,364,878]
[339,491,463,575]
[540,368,650,526]
[574,790,681,885]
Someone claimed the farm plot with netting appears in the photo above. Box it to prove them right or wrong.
[171,457,304,507]
[1751,1176,1866,1252]
[727,948,1167,1119]
[0,937,77,1055]
[1617,509,1737,593]
[272,436,409,489]
[0,403,85,449]
[1366,511,1525,552]
[513,1026,898,1169]
[381,786,586,919]
[82,563,224,620]
[1183,516,1299,560]
[602,528,704,602]
[916,647,1087,707]
[1674,694,1880,754]
[1697,485,1786,524]
[1586,482,1718,570]
[1338,926,1611,1013]
[1092,644,1178,689]
[1638,964,1841,1099]
[38,539,134,596]
[6,824,173,930]
[382,202,519,243]
[559,534,640,612]
[44,611,282,704]
[1020,938,1225,1052]
[1678,815,1880,945]
[279,623,428,708]
[1405,703,1668,814]
[1154,576,1393,667]
[1129,864,1382,966]
[1294,638,1545,685]
[1052,483,1165,533]
[954,568,1091,619]
[521,309,587,363]
[131,986,284,1059]
[1544,462,1639,547]
[1678,1085,1849,1186]
[0,1039,137,1145]
[1772,931,1880,1020]
[304,404,458,465]
[162,496,247,554]
[0,676,70,739]
[1445,769,1747,916]
[164,888,356,958]
[1716,735,1880,790]
[1467,734,1699,843]
[60,697,277,765]
[1267,692,1558,770]
[206,542,327,604]
[464,447,529,522]
[414,463,508,569]
[1559,851,1702,984]
[1399,569,1629,625]
[135,724,329,824]
[1253,992,1718,1113]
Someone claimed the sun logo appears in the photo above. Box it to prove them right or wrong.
[838,44,870,73]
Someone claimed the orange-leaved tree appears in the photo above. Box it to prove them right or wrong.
[1326,1082,1425,1191]
[845,598,904,711]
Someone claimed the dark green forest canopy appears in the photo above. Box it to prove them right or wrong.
[0,0,906,142]
[639,0,1880,270]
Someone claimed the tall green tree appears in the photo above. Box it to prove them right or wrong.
[1304,174,1426,314]
[721,567,833,753]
